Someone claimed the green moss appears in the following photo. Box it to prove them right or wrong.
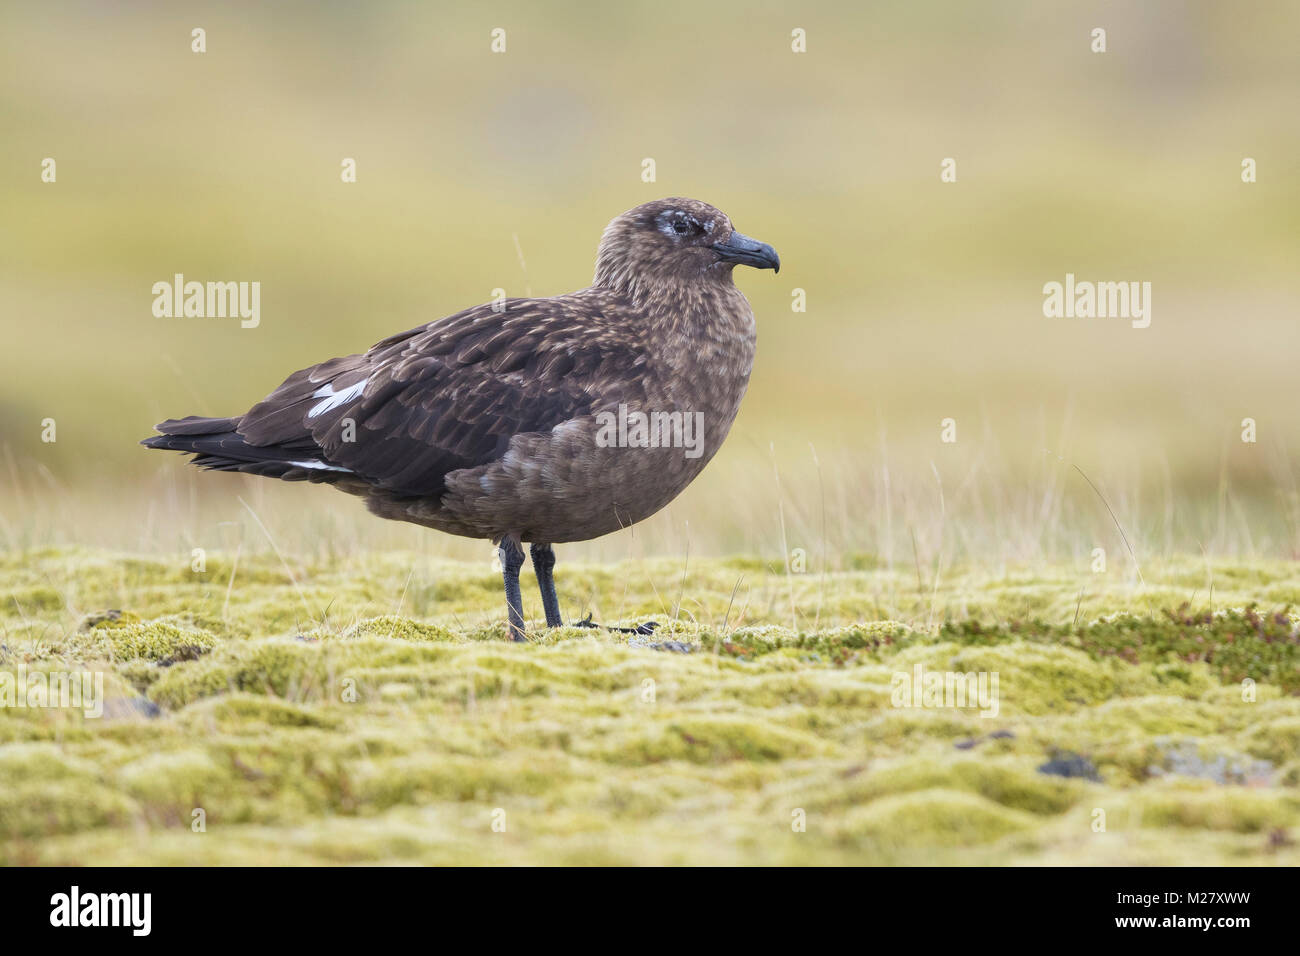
[796,756,1088,816]
[5,547,1300,864]
[1240,715,1300,764]
[177,695,341,732]
[101,618,217,662]
[703,620,912,661]
[1125,784,1300,833]
[0,782,137,841]
[836,789,1039,847]
[354,753,576,807]
[942,606,1300,693]
[0,743,104,782]
[346,616,458,643]
[117,748,230,821]
[585,715,827,766]
[81,609,142,630]
[7,586,64,613]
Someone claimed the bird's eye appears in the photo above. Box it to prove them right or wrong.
[659,212,703,240]
[671,216,703,237]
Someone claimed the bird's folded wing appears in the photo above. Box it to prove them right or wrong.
[237,296,648,496]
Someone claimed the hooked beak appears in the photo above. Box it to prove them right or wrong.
[711,230,780,273]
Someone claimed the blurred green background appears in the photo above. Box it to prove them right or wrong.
[2,0,1299,564]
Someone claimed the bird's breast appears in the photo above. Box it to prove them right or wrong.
[435,294,758,543]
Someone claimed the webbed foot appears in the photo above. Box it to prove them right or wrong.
[573,613,659,635]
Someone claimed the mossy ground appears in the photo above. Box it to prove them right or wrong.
[2,548,1299,865]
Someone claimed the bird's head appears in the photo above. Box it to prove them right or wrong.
[594,198,780,296]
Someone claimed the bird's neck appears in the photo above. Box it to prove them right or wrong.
[596,273,749,338]
[636,280,757,389]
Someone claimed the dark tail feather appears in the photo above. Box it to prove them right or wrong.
[150,415,241,437]
[142,416,349,482]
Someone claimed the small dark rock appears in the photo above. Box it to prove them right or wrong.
[1153,740,1272,786]
[628,637,693,653]
[954,738,978,750]
[156,644,209,667]
[80,609,124,631]
[1037,751,1102,782]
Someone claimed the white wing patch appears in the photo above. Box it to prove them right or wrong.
[308,378,368,419]
[289,460,353,473]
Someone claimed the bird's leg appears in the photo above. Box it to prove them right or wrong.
[499,536,527,641]
[530,543,564,628]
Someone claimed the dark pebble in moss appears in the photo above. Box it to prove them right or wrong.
[1037,751,1101,782]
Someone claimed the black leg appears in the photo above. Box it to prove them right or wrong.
[499,537,526,641]
[530,543,563,628]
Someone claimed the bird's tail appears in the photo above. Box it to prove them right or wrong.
[141,416,345,481]
[144,415,240,440]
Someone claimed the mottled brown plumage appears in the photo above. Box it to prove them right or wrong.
[143,198,779,638]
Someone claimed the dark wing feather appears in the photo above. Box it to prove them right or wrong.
[235,295,647,496]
